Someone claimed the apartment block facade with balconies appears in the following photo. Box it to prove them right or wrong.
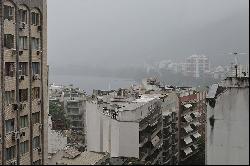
[0,0,48,165]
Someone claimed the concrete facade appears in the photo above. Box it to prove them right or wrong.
[0,0,48,165]
[86,90,164,165]
[206,77,249,165]
[162,92,179,165]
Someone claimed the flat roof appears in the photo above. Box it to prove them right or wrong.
[59,151,109,165]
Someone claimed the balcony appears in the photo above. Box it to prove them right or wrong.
[151,139,163,156]
[181,146,199,161]
[139,121,148,131]
[67,105,80,109]
[139,135,149,148]
[140,148,150,161]
[152,151,163,165]
[151,124,162,140]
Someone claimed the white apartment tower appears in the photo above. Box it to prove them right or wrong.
[186,55,210,78]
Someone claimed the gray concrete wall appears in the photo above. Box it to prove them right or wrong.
[206,88,249,165]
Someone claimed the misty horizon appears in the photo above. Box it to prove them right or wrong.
[48,0,249,75]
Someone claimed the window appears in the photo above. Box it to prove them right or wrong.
[31,12,40,25]
[6,119,15,133]
[19,9,27,23]
[32,62,40,75]
[19,62,28,76]
[5,62,15,77]
[4,34,14,49]
[20,115,29,128]
[19,36,28,50]
[33,136,40,149]
[5,90,15,105]
[19,89,28,102]
[31,38,40,50]
[5,146,16,161]
[32,112,40,124]
[20,141,29,155]
[4,5,14,20]
[32,87,40,100]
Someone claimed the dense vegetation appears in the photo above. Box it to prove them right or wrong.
[49,101,70,130]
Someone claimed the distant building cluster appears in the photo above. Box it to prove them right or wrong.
[145,54,249,80]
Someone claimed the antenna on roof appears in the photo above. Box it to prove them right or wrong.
[226,52,248,78]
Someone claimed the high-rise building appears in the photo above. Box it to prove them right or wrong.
[0,0,48,165]
[177,87,206,164]
[162,92,179,165]
[186,55,210,78]
[206,76,249,165]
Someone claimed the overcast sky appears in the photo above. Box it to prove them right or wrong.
[48,0,249,72]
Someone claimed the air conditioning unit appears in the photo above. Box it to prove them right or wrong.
[37,25,42,31]
[11,132,16,141]
[37,100,41,105]
[19,50,23,55]
[19,75,25,81]
[19,22,26,30]
[12,104,18,111]
[11,49,16,56]
[20,103,26,110]
[38,147,42,153]
[36,50,41,55]
[9,160,17,165]
[33,74,40,80]
[39,124,43,130]
[20,131,25,137]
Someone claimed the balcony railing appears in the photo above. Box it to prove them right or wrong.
[140,148,150,161]
[152,151,163,165]
[151,125,162,140]
[139,136,149,148]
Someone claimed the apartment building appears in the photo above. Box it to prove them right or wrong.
[0,0,47,165]
[186,55,210,78]
[49,84,86,149]
[86,89,164,165]
[177,87,206,163]
[206,76,249,165]
[61,86,86,132]
[162,92,179,165]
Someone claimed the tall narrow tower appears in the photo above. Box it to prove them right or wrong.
[0,0,48,165]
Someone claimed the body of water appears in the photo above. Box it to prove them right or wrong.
[49,74,137,95]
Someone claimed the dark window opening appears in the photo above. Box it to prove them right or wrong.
[5,62,15,77]
[4,34,14,49]
[4,5,14,20]
[31,12,40,26]
[32,62,40,75]
[19,62,28,76]
[19,89,28,102]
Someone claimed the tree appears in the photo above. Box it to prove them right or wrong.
[49,101,70,129]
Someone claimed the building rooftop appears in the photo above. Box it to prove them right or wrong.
[50,148,110,165]
[59,151,109,165]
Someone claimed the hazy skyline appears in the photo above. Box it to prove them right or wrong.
[48,0,249,73]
